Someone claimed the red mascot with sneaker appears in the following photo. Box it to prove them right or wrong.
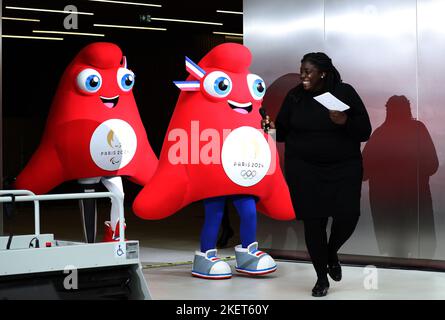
[14,42,158,242]
[133,43,295,279]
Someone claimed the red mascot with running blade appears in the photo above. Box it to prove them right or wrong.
[14,42,158,242]
[133,43,295,279]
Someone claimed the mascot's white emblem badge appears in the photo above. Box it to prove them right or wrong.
[90,119,137,171]
[221,126,271,187]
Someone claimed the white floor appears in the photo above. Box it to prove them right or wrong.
[6,203,445,300]
[140,248,445,300]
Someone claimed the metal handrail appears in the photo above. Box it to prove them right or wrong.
[0,191,125,244]
[0,190,40,235]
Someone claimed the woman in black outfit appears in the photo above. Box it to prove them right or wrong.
[263,52,371,297]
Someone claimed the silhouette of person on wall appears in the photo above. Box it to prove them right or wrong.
[362,95,438,258]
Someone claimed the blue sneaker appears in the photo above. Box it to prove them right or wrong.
[235,242,277,275]
[192,249,232,279]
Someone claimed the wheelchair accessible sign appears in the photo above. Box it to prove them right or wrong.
[115,243,126,258]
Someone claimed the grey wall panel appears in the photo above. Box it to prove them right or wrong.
[244,0,325,88]
[325,0,419,259]
[417,0,445,260]
[244,0,325,253]
[245,0,439,261]
[325,0,417,127]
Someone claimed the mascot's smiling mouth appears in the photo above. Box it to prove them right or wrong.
[100,95,119,108]
[227,100,252,114]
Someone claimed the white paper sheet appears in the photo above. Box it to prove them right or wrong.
[313,92,350,112]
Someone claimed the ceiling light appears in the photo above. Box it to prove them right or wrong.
[94,23,166,31]
[5,6,94,15]
[216,10,243,15]
[33,30,105,37]
[1,34,63,40]
[151,17,223,26]
[88,0,161,7]
[1,17,40,22]
[213,31,243,37]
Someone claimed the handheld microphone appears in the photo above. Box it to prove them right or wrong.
[259,108,270,133]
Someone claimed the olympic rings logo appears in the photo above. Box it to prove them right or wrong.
[240,170,257,179]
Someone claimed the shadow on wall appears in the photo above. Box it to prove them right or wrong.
[258,73,306,251]
[362,95,438,259]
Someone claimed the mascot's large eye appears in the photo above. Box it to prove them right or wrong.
[247,74,266,100]
[203,71,232,98]
[117,68,135,92]
[77,68,102,93]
